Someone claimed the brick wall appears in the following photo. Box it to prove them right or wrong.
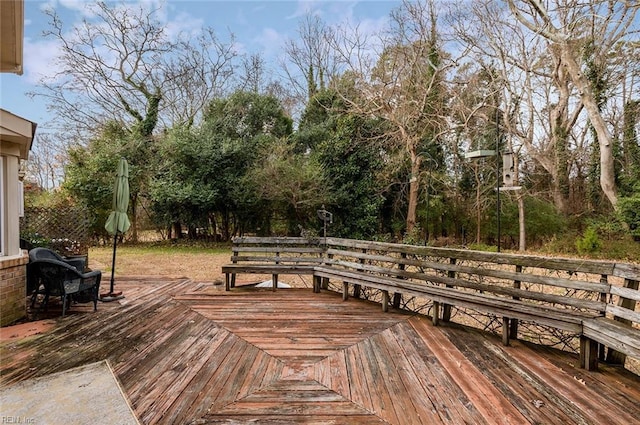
[0,252,28,326]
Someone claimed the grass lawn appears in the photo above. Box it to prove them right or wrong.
[89,244,230,282]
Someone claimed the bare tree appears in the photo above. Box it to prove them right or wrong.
[236,53,299,117]
[505,0,640,208]
[282,14,341,107]
[238,53,267,93]
[35,1,237,138]
[330,0,452,233]
[25,133,67,190]
[448,0,639,214]
[33,1,238,242]
[161,28,237,128]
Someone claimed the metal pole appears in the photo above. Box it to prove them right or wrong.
[324,219,327,239]
[496,116,501,253]
[424,174,430,245]
[109,232,117,293]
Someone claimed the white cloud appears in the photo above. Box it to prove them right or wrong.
[289,0,325,20]
[39,0,95,17]
[22,38,64,85]
[254,27,287,59]
[164,11,205,40]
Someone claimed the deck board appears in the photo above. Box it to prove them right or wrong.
[407,317,526,424]
[1,278,639,424]
[437,324,606,424]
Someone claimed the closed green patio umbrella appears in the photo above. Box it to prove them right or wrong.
[102,157,130,301]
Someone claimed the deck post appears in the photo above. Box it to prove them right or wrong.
[322,277,329,290]
[580,335,599,371]
[510,265,522,339]
[394,253,406,309]
[443,258,455,322]
[323,252,334,290]
[225,273,230,291]
[230,245,238,289]
[598,274,608,361]
[382,290,389,312]
[502,317,510,346]
[432,301,440,326]
[313,275,321,293]
[353,284,361,299]
[272,274,278,291]
[354,249,366,299]
[343,282,349,301]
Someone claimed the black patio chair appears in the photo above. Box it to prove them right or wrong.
[28,247,86,272]
[27,255,102,316]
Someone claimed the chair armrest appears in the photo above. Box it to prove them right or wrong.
[77,270,101,293]
[63,257,86,272]
[80,270,102,279]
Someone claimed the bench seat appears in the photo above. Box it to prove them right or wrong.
[222,263,316,290]
[313,265,598,343]
[583,317,640,361]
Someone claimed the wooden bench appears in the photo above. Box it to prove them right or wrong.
[317,239,604,341]
[582,266,640,370]
[317,238,640,371]
[222,236,640,371]
[221,237,323,291]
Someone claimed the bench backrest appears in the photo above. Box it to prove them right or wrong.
[229,236,639,326]
[607,277,640,331]
[323,238,639,320]
[230,237,325,266]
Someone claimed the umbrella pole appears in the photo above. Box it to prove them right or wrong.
[110,232,118,293]
[101,232,124,301]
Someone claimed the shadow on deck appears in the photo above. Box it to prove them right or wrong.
[1,277,639,424]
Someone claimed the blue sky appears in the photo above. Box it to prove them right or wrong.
[0,0,400,133]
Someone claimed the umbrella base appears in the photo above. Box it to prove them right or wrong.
[99,292,124,302]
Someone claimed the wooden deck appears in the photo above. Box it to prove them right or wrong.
[1,277,639,424]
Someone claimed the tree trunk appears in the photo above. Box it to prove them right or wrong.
[506,0,620,209]
[173,222,182,239]
[406,154,421,233]
[475,164,482,244]
[560,42,617,208]
[130,194,138,242]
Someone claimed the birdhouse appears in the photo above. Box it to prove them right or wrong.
[502,152,515,186]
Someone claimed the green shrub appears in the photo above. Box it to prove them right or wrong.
[493,196,567,249]
[576,227,602,254]
[403,225,424,245]
[618,196,640,239]
[468,243,498,252]
[20,232,51,249]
